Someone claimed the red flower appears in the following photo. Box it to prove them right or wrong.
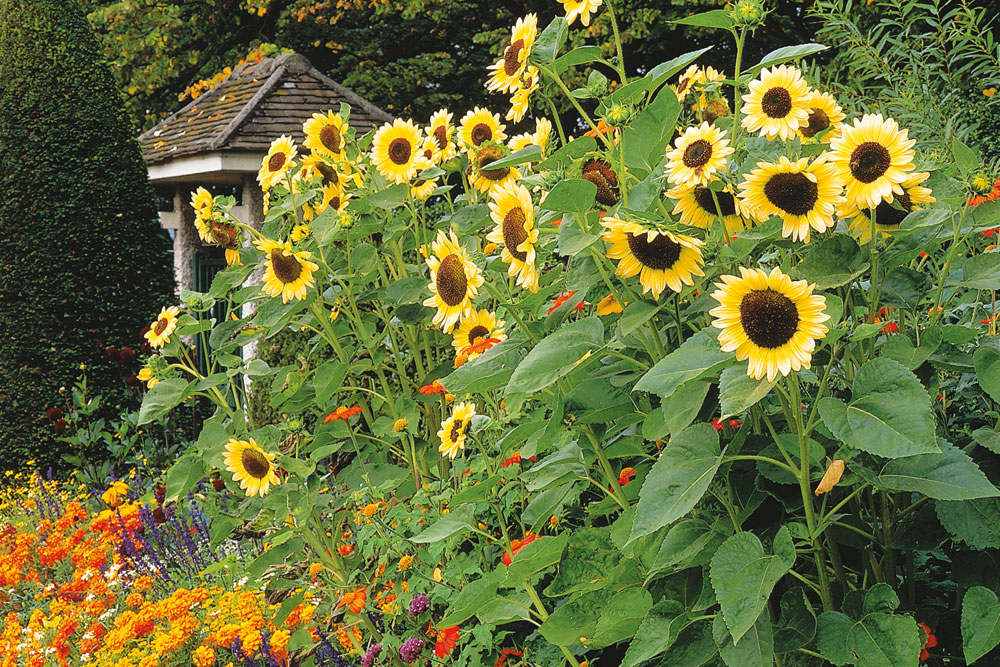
[618,467,636,486]
[918,622,937,661]
[434,626,460,658]
[105,346,120,362]
[882,321,899,334]
[462,337,502,356]
[418,380,446,395]
[125,374,140,387]
[118,347,135,364]
[552,218,562,227]
[711,418,743,431]
[501,453,522,468]
[548,291,576,315]
[45,407,63,422]
[339,544,355,557]
[502,532,539,566]
[495,649,523,667]
[324,406,362,423]
[986,227,999,236]
[53,418,67,435]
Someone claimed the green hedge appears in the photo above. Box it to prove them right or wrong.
[0,0,174,468]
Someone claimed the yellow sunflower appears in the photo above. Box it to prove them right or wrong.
[509,132,536,153]
[828,113,916,210]
[303,110,348,159]
[422,229,485,333]
[486,181,540,292]
[203,220,243,267]
[487,14,537,93]
[438,402,477,459]
[740,65,812,141]
[451,310,507,359]
[371,118,422,184]
[190,187,214,241]
[144,306,180,349]
[667,183,749,237]
[672,65,704,101]
[739,155,845,243]
[839,171,935,244]
[471,142,521,194]
[506,66,540,123]
[256,238,320,303]
[257,135,298,191]
[458,107,507,153]
[136,367,159,389]
[709,266,830,381]
[223,438,281,497]
[798,91,846,141]
[303,182,350,221]
[426,109,458,163]
[534,117,553,156]
[301,154,364,190]
[600,217,705,299]
[665,122,735,187]
[559,0,603,26]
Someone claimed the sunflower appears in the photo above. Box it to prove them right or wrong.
[672,65,703,101]
[506,66,540,123]
[486,181,540,292]
[303,110,348,159]
[471,142,521,194]
[426,110,458,163]
[667,183,749,237]
[581,158,621,206]
[451,310,507,359]
[422,229,485,333]
[144,306,180,349]
[534,117,553,156]
[559,0,603,26]
[798,91,846,141]
[438,402,477,459]
[257,135,298,190]
[458,108,507,153]
[665,122,734,187]
[206,220,243,266]
[487,14,537,93]
[739,155,845,243]
[371,118,422,184]
[839,171,935,244]
[709,266,830,381]
[600,217,705,299]
[303,182,350,221]
[223,438,281,497]
[828,113,916,209]
[508,132,536,153]
[740,65,812,141]
[256,238,320,303]
[190,187,214,234]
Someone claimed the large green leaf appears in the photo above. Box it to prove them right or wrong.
[750,43,829,75]
[882,327,943,370]
[710,527,795,643]
[774,588,817,653]
[544,527,621,597]
[975,345,1000,403]
[540,179,597,216]
[672,9,733,28]
[948,253,1000,290]
[438,572,502,627]
[789,234,868,289]
[506,317,604,396]
[818,357,938,458]
[962,586,1000,664]
[817,612,855,665]
[538,588,613,645]
[846,613,921,667]
[648,519,729,579]
[533,16,569,62]
[503,532,569,583]
[622,600,692,667]
[878,441,999,500]
[138,378,196,424]
[629,424,722,544]
[313,360,348,405]
[937,497,1000,549]
[590,588,655,648]
[535,136,597,172]
[623,85,681,172]
[643,379,710,441]
[719,365,776,417]
[880,267,932,311]
[410,505,475,543]
[443,338,524,394]
[715,613,774,667]
[635,328,733,398]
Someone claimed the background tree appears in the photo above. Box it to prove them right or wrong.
[0,0,175,468]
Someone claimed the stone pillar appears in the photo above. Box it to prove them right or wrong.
[241,176,266,362]
[173,186,202,297]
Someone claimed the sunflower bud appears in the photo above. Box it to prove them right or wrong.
[729,0,766,28]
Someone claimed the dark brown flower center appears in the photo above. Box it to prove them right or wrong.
[849,141,891,183]
[329,195,341,210]
[316,162,339,186]
[869,191,913,229]
[436,254,469,307]
[504,39,525,77]
[388,138,412,165]
[625,231,682,270]
[470,123,492,146]
[682,139,713,169]
[240,447,271,479]
[761,87,793,118]
[740,288,799,349]
[502,207,529,262]
[433,125,449,150]
[693,187,737,217]
[582,159,619,206]
[153,317,169,335]
[270,249,303,284]
[320,124,342,153]
[267,151,287,173]
[210,222,239,249]
[449,418,466,443]
[477,146,509,181]
[800,108,830,138]
[677,77,692,95]
[467,325,490,344]
[763,172,819,216]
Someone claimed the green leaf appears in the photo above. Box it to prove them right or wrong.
[644,47,715,91]
[629,423,722,544]
[973,428,1000,455]
[539,589,612,646]
[818,357,938,458]
[367,182,410,209]
[774,588,817,653]
[953,137,980,174]
[505,317,604,396]
[975,345,1000,402]
[534,16,569,62]
[715,613,774,667]
[443,338,524,394]
[878,441,999,500]
[313,360,348,405]
[164,453,208,502]
[647,380,711,440]
[649,519,729,578]
[620,299,661,335]
[438,573,501,627]
[788,234,869,289]
[481,144,542,170]
[591,588,655,648]
[882,327,943,370]
[544,527,621,597]
[553,45,604,71]
[557,217,600,255]
[947,253,1000,290]
[622,600,692,667]
[937,497,1000,549]
[503,532,569,583]
[719,365,776,417]
[847,613,921,667]
[410,505,475,543]
[851,323,885,341]
[635,328,733,398]
[750,44,829,75]
[541,179,598,216]
[817,612,855,665]
[672,9,733,28]
[623,85,681,172]
[880,267,932,311]
[138,378,196,424]
[962,586,1000,663]
[535,136,597,172]
[521,441,587,491]
[710,527,795,642]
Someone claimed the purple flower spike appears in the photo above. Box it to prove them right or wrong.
[399,637,425,663]
[408,592,429,616]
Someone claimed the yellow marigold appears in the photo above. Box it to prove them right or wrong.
[399,555,413,571]
[363,503,380,517]
[193,646,216,667]
[393,418,408,432]
[101,480,128,508]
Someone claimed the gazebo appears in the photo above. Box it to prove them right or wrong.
[139,52,392,295]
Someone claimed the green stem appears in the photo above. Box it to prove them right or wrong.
[581,425,629,511]
[523,582,582,666]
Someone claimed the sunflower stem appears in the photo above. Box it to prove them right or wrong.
[522,582,583,666]
[604,0,628,83]
[730,27,748,151]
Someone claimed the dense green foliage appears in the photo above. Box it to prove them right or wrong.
[0,0,175,468]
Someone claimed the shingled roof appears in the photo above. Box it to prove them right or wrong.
[139,53,392,166]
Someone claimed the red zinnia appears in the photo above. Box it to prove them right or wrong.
[501,453,522,468]
[434,626,460,658]
[618,467,636,486]
[495,649,523,667]
[324,406,362,423]
[918,622,937,661]
[502,532,539,566]
[418,380,446,395]
[547,292,587,315]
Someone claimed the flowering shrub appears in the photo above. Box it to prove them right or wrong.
[37,0,1000,665]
